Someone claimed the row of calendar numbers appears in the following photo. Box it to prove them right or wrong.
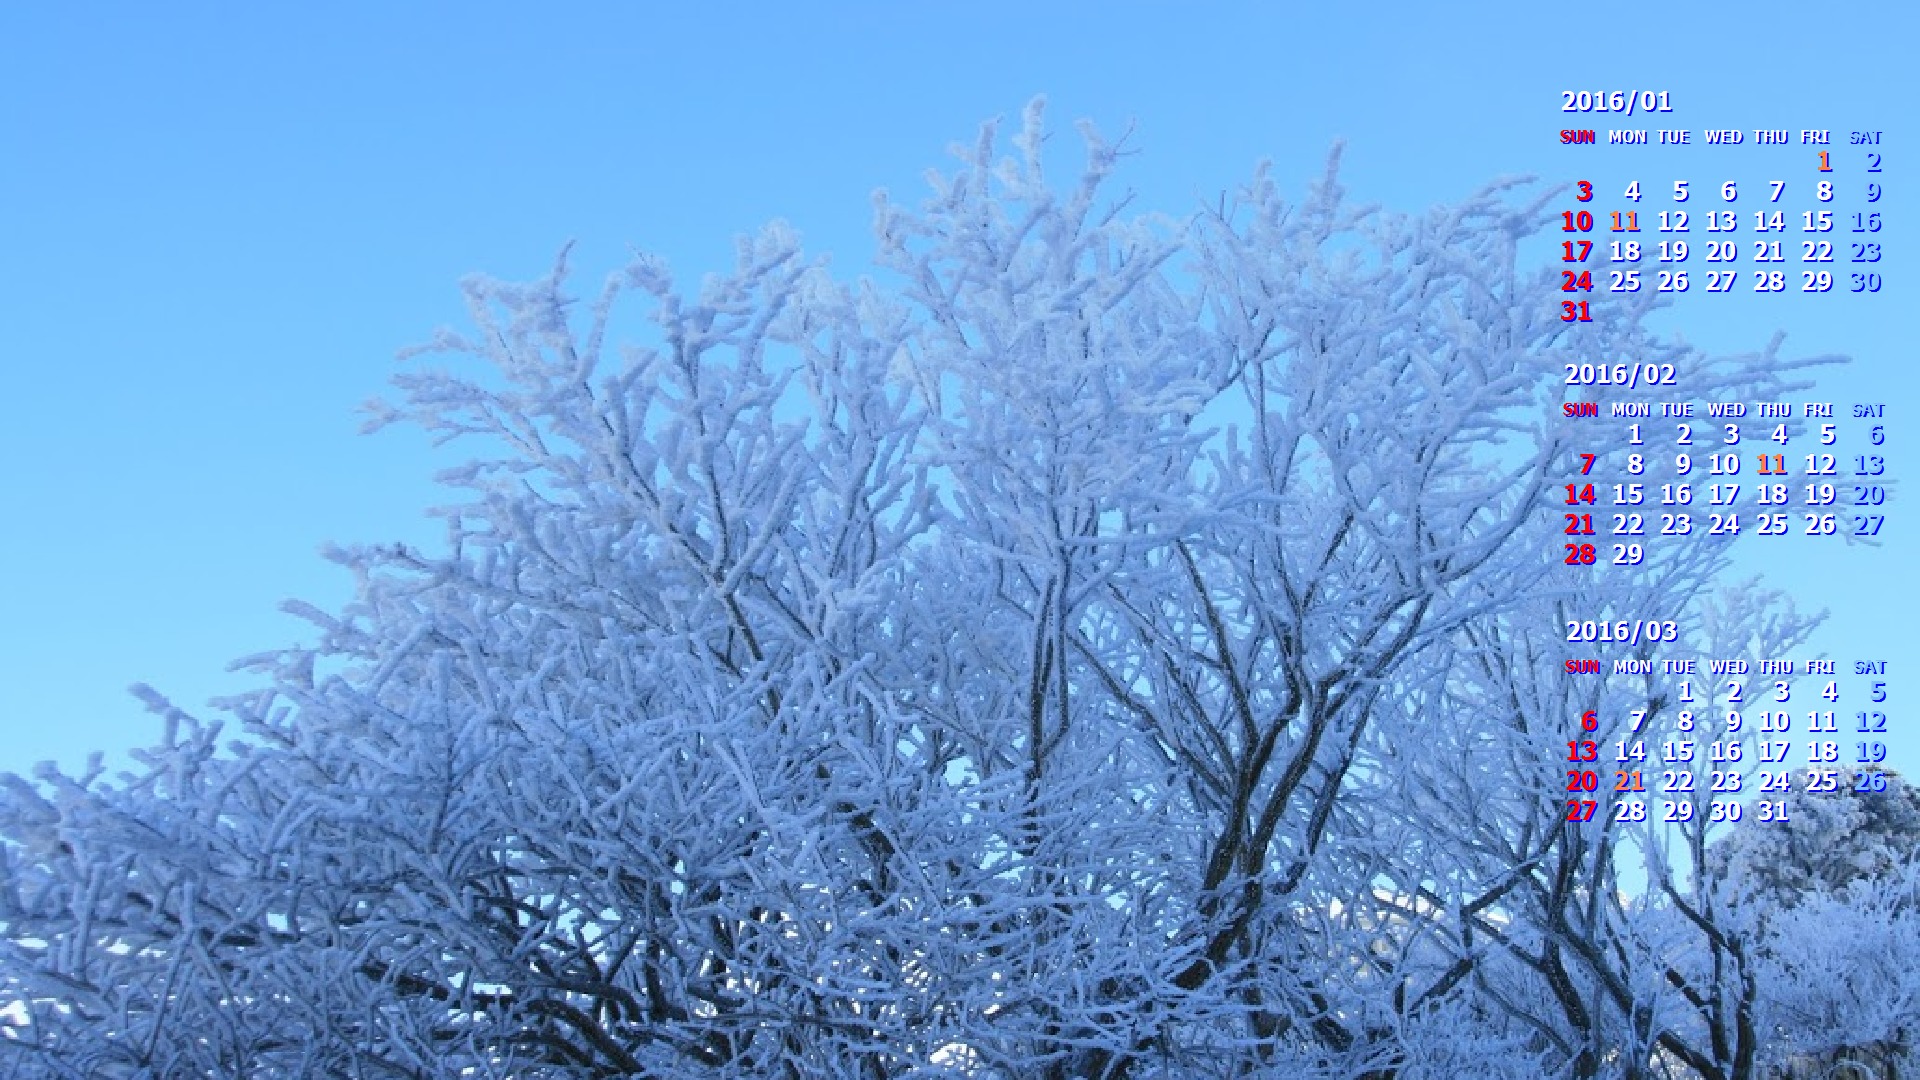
[1561,417,1888,566]
[1558,156,1886,320]
[1565,669,1893,826]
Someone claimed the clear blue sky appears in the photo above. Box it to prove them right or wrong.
[1,3,1911,776]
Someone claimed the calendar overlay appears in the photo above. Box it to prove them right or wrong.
[1553,92,1890,828]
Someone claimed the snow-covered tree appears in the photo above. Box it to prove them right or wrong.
[0,101,1898,1080]
[1708,770,1919,1078]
